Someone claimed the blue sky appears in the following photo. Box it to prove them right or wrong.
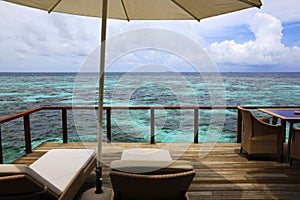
[0,0,299,72]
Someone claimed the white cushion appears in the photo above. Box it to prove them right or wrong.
[121,148,172,161]
[29,149,95,192]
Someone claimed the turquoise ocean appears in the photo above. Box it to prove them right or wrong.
[1,72,300,163]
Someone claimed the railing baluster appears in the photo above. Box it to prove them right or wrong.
[62,108,68,143]
[150,108,155,144]
[237,109,242,143]
[0,125,3,164]
[23,115,32,154]
[106,108,111,143]
[194,108,199,144]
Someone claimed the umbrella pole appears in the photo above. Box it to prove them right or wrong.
[95,0,108,194]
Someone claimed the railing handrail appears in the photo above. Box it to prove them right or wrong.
[0,107,43,124]
[2,105,300,124]
[1,105,300,164]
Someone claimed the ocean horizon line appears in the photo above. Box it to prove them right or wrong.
[1,71,300,75]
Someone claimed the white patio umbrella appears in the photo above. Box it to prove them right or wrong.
[4,0,262,194]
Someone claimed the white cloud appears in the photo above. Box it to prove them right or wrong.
[0,0,300,72]
[0,2,100,71]
[260,0,300,22]
[207,12,300,71]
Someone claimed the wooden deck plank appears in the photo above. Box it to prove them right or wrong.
[13,142,300,199]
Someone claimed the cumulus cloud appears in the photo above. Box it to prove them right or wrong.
[1,0,300,72]
[0,2,100,71]
[207,12,300,70]
[261,0,300,22]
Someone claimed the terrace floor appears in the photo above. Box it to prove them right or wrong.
[14,142,300,200]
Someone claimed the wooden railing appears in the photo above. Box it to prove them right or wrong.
[0,105,299,164]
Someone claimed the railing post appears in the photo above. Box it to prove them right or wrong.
[0,125,3,164]
[237,108,242,143]
[106,108,111,143]
[62,108,68,143]
[194,108,199,144]
[23,115,32,154]
[150,108,155,144]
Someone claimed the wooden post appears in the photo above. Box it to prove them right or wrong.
[282,120,287,142]
[194,108,199,144]
[0,125,3,164]
[237,109,242,143]
[62,109,68,143]
[23,115,32,154]
[106,108,111,143]
[272,117,278,125]
[150,108,155,144]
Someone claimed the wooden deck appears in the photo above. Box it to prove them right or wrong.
[14,142,300,200]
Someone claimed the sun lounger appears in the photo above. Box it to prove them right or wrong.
[110,159,195,200]
[0,149,96,200]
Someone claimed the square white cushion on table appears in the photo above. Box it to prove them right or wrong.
[29,149,95,192]
[121,148,172,161]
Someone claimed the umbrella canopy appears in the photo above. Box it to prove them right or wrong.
[5,0,262,20]
[4,0,262,193]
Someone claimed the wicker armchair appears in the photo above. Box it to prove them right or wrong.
[290,128,300,165]
[110,169,195,200]
[109,160,195,200]
[238,106,284,161]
